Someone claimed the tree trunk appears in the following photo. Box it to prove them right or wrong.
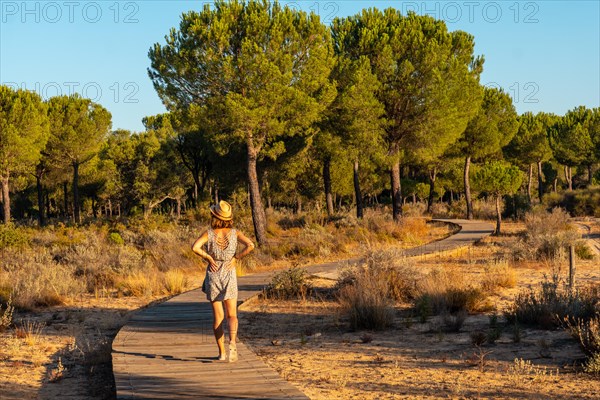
[91,196,98,219]
[73,162,81,224]
[63,181,69,220]
[46,193,51,220]
[588,164,593,185]
[323,158,334,216]
[213,181,219,204]
[36,174,45,226]
[537,161,544,202]
[495,194,502,235]
[247,141,268,246]
[353,160,363,219]
[553,178,558,193]
[565,165,573,190]
[390,162,402,221]
[464,156,473,220]
[193,181,199,208]
[1,174,10,224]
[449,189,454,205]
[295,195,302,214]
[427,167,437,214]
[526,164,532,204]
[176,198,181,219]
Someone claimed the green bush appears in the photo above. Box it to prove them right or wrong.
[575,241,595,260]
[108,231,125,246]
[266,267,311,300]
[0,225,29,249]
[503,193,532,220]
[543,187,600,217]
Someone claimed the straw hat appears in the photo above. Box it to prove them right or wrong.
[210,200,233,221]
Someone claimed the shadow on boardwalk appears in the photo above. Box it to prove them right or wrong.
[112,219,494,399]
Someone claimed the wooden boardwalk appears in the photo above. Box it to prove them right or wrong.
[112,219,494,399]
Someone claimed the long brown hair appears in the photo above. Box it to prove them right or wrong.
[211,216,233,229]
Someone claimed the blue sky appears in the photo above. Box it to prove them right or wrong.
[1,1,598,132]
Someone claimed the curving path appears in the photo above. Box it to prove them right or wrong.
[112,218,494,399]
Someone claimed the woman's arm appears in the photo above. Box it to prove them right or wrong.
[192,231,219,272]
[235,230,255,259]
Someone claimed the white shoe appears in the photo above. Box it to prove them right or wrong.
[228,345,238,362]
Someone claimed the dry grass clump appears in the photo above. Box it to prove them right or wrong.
[118,271,162,297]
[361,211,428,245]
[511,208,580,260]
[15,319,44,346]
[163,269,189,295]
[480,259,517,293]
[414,268,491,319]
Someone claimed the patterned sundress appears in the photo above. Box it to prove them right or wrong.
[201,228,238,302]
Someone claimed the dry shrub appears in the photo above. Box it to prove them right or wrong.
[1,249,85,309]
[429,202,450,218]
[403,202,427,217]
[441,309,468,332]
[575,241,596,260]
[473,198,498,220]
[266,267,310,300]
[0,296,14,331]
[396,217,428,244]
[338,250,420,302]
[506,278,599,329]
[337,251,418,330]
[447,200,467,219]
[513,208,580,260]
[564,316,600,358]
[163,269,188,295]
[337,266,395,330]
[414,268,490,317]
[480,259,517,293]
[360,211,429,245]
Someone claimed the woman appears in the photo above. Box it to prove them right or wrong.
[192,200,255,362]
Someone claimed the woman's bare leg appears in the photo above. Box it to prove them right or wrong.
[224,298,238,346]
[211,301,226,358]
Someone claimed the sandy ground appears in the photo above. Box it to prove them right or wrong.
[240,222,600,399]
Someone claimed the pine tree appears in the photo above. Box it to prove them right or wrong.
[0,85,50,223]
[148,0,335,244]
[455,87,518,219]
[332,9,483,220]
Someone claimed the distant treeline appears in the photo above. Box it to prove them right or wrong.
[1,1,599,244]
